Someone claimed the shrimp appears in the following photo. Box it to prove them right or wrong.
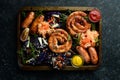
[66,11,91,36]
[48,29,72,53]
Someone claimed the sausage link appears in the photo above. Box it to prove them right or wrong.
[22,12,35,28]
[76,46,90,63]
[30,15,44,34]
[88,47,98,64]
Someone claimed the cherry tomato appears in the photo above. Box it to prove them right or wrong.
[89,9,101,23]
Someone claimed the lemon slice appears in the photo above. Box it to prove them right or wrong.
[20,28,29,42]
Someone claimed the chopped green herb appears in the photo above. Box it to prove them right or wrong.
[95,37,99,42]
[72,43,79,49]
[72,33,81,48]
[73,33,81,44]
[84,16,89,21]
[35,10,43,17]
[60,13,68,22]
[29,42,36,58]
[91,23,96,30]
[65,9,72,15]
[59,13,68,28]
[77,33,81,43]
[32,34,38,38]
[84,16,97,30]
[95,37,100,46]
[67,34,71,41]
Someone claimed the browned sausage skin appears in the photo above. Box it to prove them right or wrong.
[22,12,35,28]
[76,46,90,63]
[30,15,44,34]
[48,29,72,53]
[66,11,91,36]
[88,47,98,64]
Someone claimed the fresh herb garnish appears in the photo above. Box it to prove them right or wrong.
[73,33,81,44]
[59,10,72,28]
[65,9,72,15]
[84,16,96,30]
[95,37,99,42]
[32,34,38,38]
[35,10,43,17]
[59,13,68,28]
[29,42,36,58]
[95,37,100,46]
[60,13,68,22]
[72,33,81,48]
[91,22,96,30]
[84,16,89,21]
[77,33,81,43]
[67,34,71,41]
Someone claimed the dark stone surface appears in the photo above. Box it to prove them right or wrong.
[0,0,120,80]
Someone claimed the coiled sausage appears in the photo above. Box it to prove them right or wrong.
[66,11,91,36]
[48,29,72,53]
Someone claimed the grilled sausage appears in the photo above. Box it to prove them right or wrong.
[66,11,91,36]
[48,29,72,53]
[30,15,44,34]
[22,12,35,28]
[88,47,98,64]
[76,46,90,63]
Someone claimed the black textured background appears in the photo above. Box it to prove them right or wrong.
[0,0,120,80]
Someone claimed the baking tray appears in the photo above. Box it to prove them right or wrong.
[17,7,102,70]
